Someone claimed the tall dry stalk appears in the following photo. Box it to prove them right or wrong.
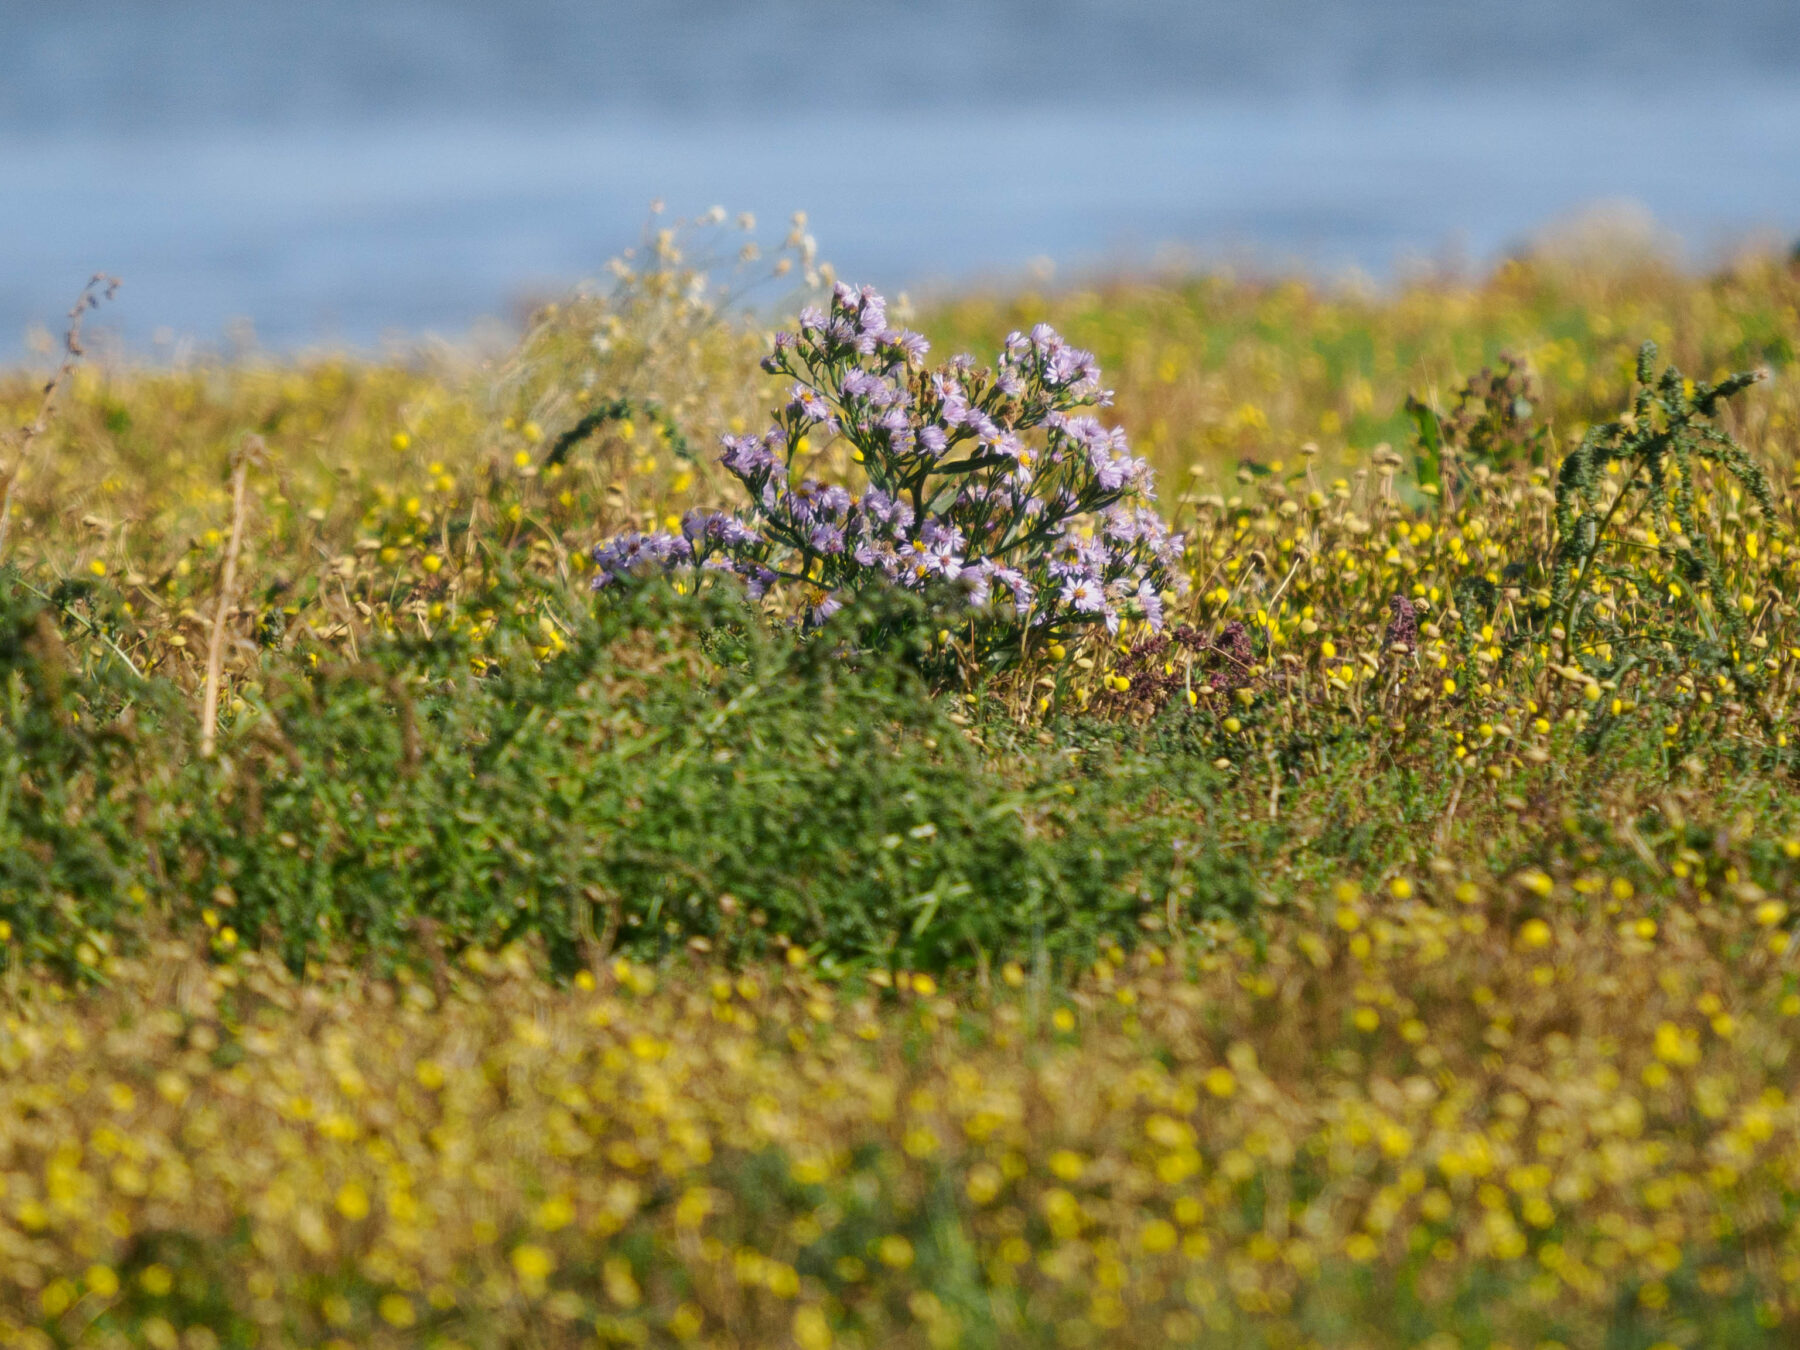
[200,437,264,758]
[0,274,118,562]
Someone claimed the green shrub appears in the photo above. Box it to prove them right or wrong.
[0,575,171,976]
[168,583,1250,977]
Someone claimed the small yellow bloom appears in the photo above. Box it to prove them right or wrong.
[512,1242,557,1287]
[1518,918,1553,949]
[793,1306,833,1350]
[335,1182,370,1221]
[85,1264,120,1298]
[139,1265,174,1297]
[965,1164,1003,1205]
[1139,1218,1178,1253]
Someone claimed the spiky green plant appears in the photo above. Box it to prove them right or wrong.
[1549,341,1772,668]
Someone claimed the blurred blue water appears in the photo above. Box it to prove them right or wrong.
[3,0,1798,355]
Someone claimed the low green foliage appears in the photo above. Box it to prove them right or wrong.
[171,584,1239,977]
[0,577,1261,979]
[1550,341,1772,665]
[0,574,177,976]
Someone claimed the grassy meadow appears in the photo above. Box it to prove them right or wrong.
[3,222,1800,1347]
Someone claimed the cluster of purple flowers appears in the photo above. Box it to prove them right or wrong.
[590,529,693,580]
[592,283,1185,648]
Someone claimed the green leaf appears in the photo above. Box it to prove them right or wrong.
[1405,396,1443,495]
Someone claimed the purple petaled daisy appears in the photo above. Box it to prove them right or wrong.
[743,565,778,600]
[805,587,843,626]
[917,519,967,554]
[1136,580,1165,632]
[857,489,907,531]
[785,478,832,525]
[1060,575,1106,614]
[995,566,1034,614]
[590,530,693,588]
[679,508,757,549]
[788,384,836,428]
[958,559,995,608]
[887,329,930,364]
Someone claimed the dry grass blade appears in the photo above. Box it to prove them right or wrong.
[200,435,264,757]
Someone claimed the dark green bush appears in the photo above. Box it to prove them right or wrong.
[0,574,172,975]
[166,583,1248,977]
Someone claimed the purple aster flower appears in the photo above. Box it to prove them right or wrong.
[1060,575,1106,614]
[888,329,930,364]
[805,588,843,626]
[743,565,778,600]
[918,519,967,554]
[788,384,836,428]
[785,478,832,524]
[958,559,996,608]
[858,488,903,528]
[1136,581,1165,632]
[996,567,1035,614]
[590,530,693,588]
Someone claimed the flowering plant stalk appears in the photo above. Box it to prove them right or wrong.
[591,284,1184,664]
